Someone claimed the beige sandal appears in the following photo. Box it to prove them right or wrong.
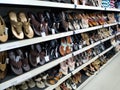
[9,11,24,39]
[19,12,34,38]
[0,16,8,42]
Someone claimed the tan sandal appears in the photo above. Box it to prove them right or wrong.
[0,16,8,42]
[19,12,34,38]
[9,11,24,39]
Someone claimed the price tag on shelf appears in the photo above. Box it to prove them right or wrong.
[36,56,40,64]
[45,55,49,62]
[41,32,46,37]
[6,58,9,64]
[79,45,82,49]
[52,29,55,34]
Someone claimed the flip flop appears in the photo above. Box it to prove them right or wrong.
[0,51,7,79]
[9,11,24,39]
[0,16,8,42]
[9,51,23,75]
[19,12,34,38]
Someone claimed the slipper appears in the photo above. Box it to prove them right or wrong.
[0,51,7,79]
[9,51,23,75]
[27,79,36,88]
[19,82,28,90]
[28,12,41,36]
[19,12,34,38]
[0,16,8,42]
[16,49,30,71]
[9,11,24,39]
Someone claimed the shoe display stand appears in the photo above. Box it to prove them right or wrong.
[0,0,120,90]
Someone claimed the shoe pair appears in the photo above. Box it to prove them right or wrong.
[60,57,75,75]
[59,36,73,56]
[9,11,34,39]
[9,49,30,75]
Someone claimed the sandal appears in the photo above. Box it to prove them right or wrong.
[16,49,30,71]
[9,11,24,39]
[9,51,23,75]
[0,51,7,79]
[0,16,8,42]
[19,12,34,38]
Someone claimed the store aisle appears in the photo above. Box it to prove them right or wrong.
[81,52,120,90]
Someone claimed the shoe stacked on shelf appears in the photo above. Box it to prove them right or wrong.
[0,0,120,90]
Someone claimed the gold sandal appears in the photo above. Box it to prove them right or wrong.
[9,11,24,39]
[19,12,34,38]
[0,16,8,42]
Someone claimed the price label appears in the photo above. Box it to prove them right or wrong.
[36,56,40,64]
[52,29,55,34]
[79,45,82,49]
[6,58,9,64]
[82,59,88,63]
[41,32,46,37]
[45,55,49,62]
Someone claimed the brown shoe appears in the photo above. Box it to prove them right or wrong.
[0,16,8,42]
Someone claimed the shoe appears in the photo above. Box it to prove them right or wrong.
[29,45,38,67]
[16,49,30,72]
[19,12,34,38]
[35,77,45,88]
[66,36,72,54]
[0,16,8,42]
[67,57,75,71]
[9,51,23,75]
[59,38,67,56]
[59,61,68,75]
[19,82,28,90]
[28,12,41,36]
[9,11,24,39]
[0,51,7,79]
[27,79,36,88]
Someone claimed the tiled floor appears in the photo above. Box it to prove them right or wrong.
[81,52,120,90]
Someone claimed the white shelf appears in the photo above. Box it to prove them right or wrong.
[104,22,118,28]
[0,0,75,8]
[0,53,72,90]
[73,41,101,56]
[105,8,120,12]
[45,73,71,90]
[75,25,103,34]
[0,31,73,52]
[76,5,104,10]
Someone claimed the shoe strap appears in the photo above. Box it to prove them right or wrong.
[11,20,22,34]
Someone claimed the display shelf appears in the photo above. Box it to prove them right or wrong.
[75,25,103,34]
[0,22,118,52]
[0,53,72,90]
[0,31,73,52]
[105,8,120,12]
[0,0,75,9]
[76,49,120,90]
[76,5,104,10]
[45,73,71,90]
[104,22,118,28]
